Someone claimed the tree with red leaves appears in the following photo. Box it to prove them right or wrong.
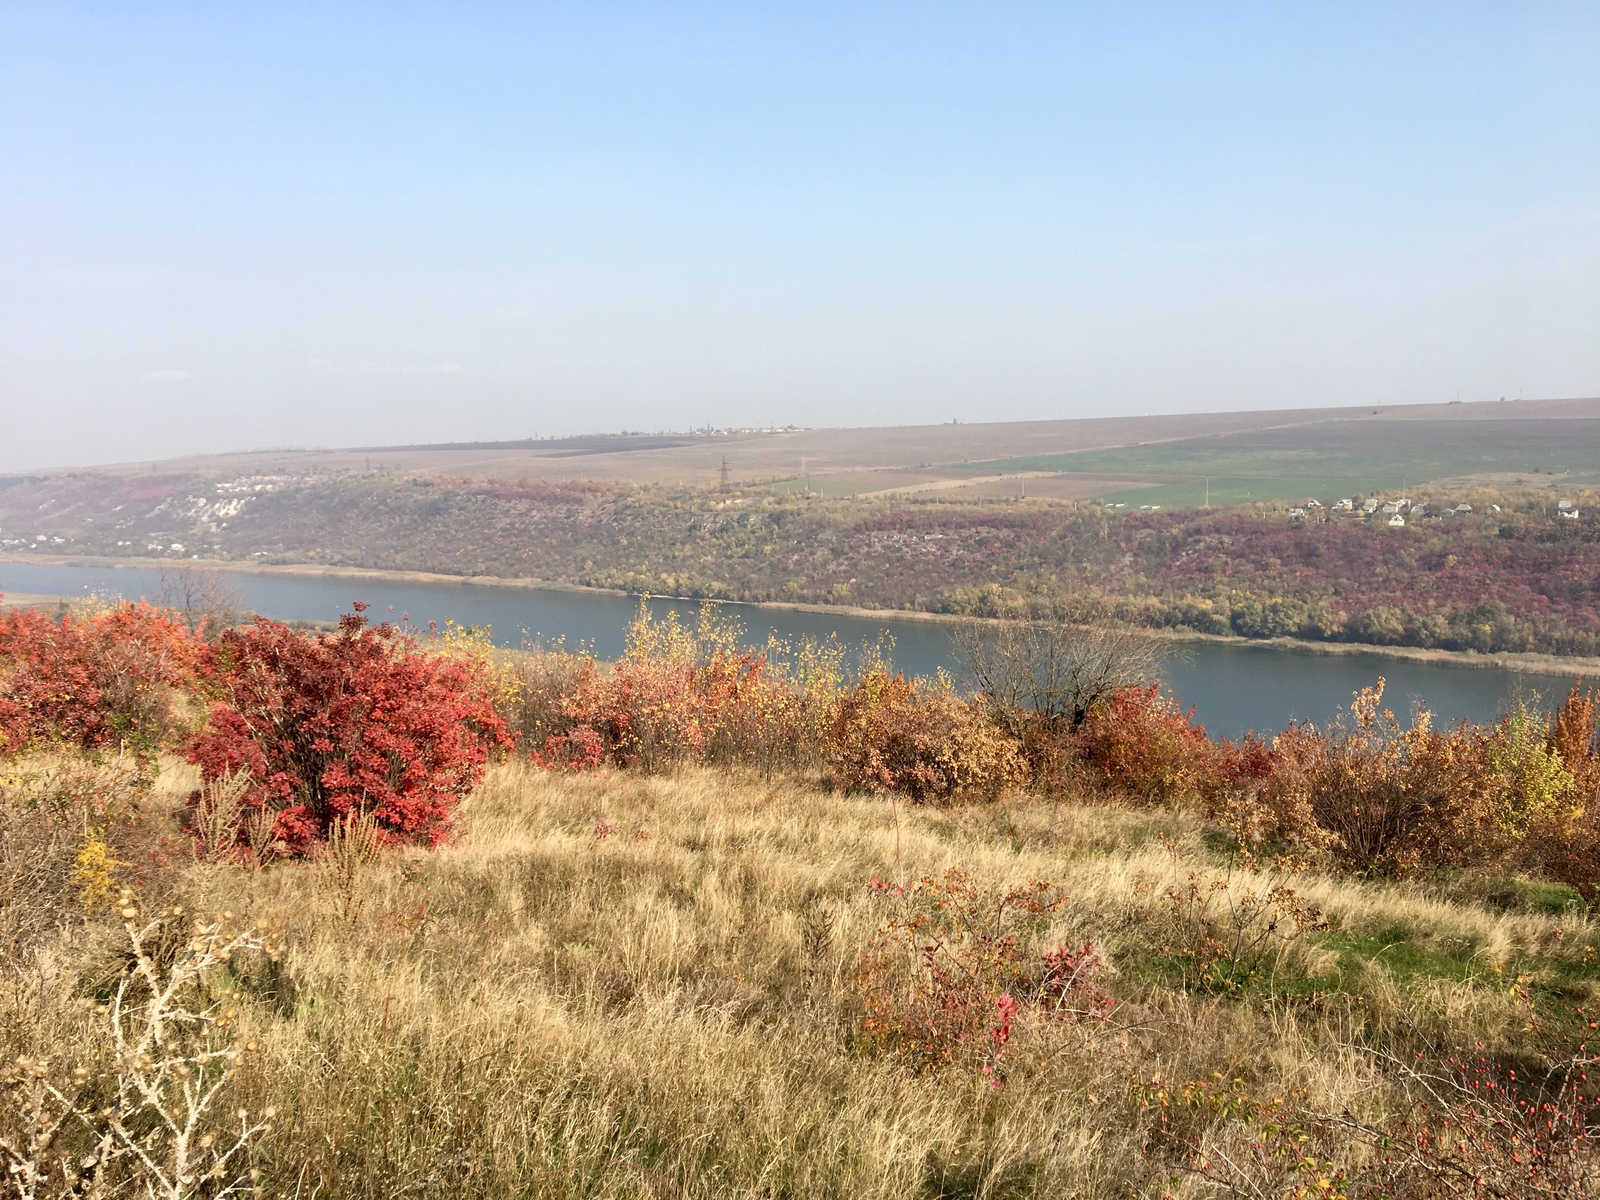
[188,603,512,857]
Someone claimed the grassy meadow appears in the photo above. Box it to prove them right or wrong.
[9,596,1600,1197]
[13,755,1600,1198]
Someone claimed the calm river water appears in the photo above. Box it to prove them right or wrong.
[2,561,1585,740]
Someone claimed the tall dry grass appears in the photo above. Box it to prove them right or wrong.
[9,757,1600,1196]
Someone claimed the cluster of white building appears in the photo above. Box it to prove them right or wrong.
[1288,497,1503,527]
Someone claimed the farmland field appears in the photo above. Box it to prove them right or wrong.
[31,396,1598,495]
[952,416,1600,509]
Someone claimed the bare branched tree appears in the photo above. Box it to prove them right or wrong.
[951,609,1164,734]
[158,568,243,637]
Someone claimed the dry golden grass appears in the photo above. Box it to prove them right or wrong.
[9,760,1600,1197]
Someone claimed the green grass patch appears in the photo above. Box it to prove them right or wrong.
[1121,906,1592,1005]
[1480,878,1589,916]
[1097,475,1406,509]
[1313,923,1487,987]
[945,418,1600,510]
[768,477,876,496]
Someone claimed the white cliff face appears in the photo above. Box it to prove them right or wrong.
[136,475,310,539]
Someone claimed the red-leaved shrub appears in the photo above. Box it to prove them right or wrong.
[187,604,512,857]
[0,599,201,762]
[535,721,607,773]
[1072,683,1213,806]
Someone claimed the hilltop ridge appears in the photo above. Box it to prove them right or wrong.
[25,396,1600,491]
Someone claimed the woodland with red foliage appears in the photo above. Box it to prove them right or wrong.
[9,467,1600,654]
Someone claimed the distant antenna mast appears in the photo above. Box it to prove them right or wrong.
[719,456,730,488]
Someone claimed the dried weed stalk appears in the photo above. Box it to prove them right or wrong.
[320,811,381,925]
[0,891,283,1199]
[189,773,252,866]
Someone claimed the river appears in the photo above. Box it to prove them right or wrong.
[1,561,1584,740]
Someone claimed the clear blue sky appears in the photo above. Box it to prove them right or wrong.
[2,3,1597,470]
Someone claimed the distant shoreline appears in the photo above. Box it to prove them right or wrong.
[3,552,1596,680]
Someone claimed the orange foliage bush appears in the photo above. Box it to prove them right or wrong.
[521,606,846,776]
[824,666,1024,802]
[1222,679,1593,875]
[1070,682,1213,807]
[1249,685,1503,873]
[510,608,1027,801]
[1550,683,1600,803]
[1524,682,1600,897]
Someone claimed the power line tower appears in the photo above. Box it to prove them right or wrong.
[719,455,730,489]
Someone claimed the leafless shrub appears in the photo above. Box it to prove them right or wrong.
[157,568,242,638]
[0,802,86,972]
[0,760,141,962]
[951,611,1164,735]
[1142,866,1329,993]
[0,892,283,1199]
[498,640,596,749]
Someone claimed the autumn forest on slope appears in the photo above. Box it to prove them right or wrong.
[6,398,1600,657]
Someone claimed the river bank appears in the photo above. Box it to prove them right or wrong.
[6,552,1600,680]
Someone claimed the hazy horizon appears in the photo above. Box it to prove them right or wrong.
[18,394,1600,479]
[3,4,1598,473]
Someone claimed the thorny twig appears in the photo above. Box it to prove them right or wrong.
[1,890,285,1199]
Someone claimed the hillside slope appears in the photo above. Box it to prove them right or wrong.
[7,399,1600,656]
[7,472,1600,654]
[13,760,1600,1197]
